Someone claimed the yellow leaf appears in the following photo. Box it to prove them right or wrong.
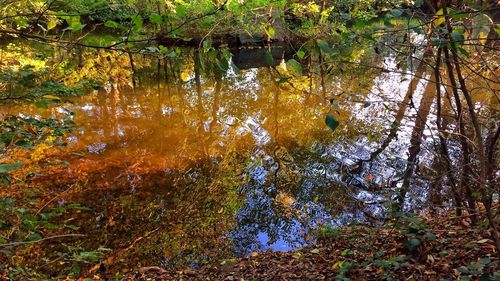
[47,20,58,30]
[332,261,344,270]
[181,71,190,82]
[434,16,445,26]
[267,26,275,39]
[478,31,488,44]
[42,95,61,100]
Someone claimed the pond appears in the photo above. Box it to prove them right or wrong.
[0,42,440,276]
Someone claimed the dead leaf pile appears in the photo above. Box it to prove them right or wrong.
[124,207,499,280]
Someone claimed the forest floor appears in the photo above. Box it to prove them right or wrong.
[124,207,499,281]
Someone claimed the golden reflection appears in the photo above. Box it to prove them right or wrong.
[5,43,492,275]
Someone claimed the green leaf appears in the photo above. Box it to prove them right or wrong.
[264,51,274,66]
[158,45,168,53]
[451,12,469,20]
[104,20,122,29]
[218,57,229,72]
[277,77,290,84]
[65,224,80,230]
[14,140,31,149]
[457,47,469,57]
[0,162,23,173]
[354,20,366,29]
[434,9,445,26]
[407,238,421,250]
[202,39,212,51]
[432,38,448,48]
[325,114,340,132]
[373,26,386,31]
[149,13,163,25]
[267,26,275,39]
[64,16,85,31]
[450,31,465,44]
[425,232,437,241]
[132,15,143,32]
[296,50,305,59]
[78,251,100,262]
[34,100,48,109]
[26,232,42,241]
[176,5,187,18]
[71,265,81,276]
[479,257,491,265]
[66,204,91,211]
[286,59,302,76]
[472,14,492,44]
[390,9,403,17]
[71,23,86,31]
[494,24,500,35]
[317,39,333,55]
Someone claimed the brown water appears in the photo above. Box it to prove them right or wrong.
[0,45,439,275]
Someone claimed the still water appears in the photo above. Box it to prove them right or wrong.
[0,45,436,274]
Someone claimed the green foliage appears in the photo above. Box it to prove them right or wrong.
[0,116,74,151]
[0,65,91,101]
[0,116,73,185]
[0,163,22,173]
[391,214,437,252]
[0,162,23,185]
[53,0,137,23]
[317,39,334,56]
[0,196,87,246]
[0,194,100,279]
[0,0,412,48]
[0,66,40,97]
[286,59,303,76]
[334,260,352,281]
[325,114,340,132]
[455,257,498,280]
[60,15,86,31]
[149,13,163,25]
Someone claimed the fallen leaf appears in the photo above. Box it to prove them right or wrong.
[476,239,490,244]
[332,261,344,270]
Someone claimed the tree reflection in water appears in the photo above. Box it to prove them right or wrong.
[1,42,493,275]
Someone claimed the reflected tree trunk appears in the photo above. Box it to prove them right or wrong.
[396,67,437,209]
[194,51,209,161]
[368,50,432,162]
[128,52,138,88]
[110,87,120,142]
[209,72,222,134]
[97,89,111,139]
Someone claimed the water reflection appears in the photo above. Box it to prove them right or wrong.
[0,45,442,274]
